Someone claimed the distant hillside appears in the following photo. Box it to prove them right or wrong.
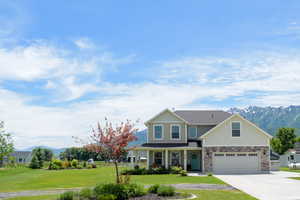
[129,129,147,147]
[229,105,300,135]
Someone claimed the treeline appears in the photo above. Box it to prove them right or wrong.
[59,147,102,161]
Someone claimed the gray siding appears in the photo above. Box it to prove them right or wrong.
[187,125,215,139]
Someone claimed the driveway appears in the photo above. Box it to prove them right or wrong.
[216,171,300,200]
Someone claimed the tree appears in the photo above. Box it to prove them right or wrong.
[85,120,137,184]
[43,148,53,161]
[271,127,296,155]
[29,147,44,169]
[0,121,14,167]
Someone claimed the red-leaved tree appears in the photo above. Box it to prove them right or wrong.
[85,120,137,184]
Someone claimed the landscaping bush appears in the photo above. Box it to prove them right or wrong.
[92,163,97,168]
[148,184,160,194]
[62,160,71,169]
[97,194,116,200]
[93,183,145,200]
[180,170,188,176]
[48,159,64,170]
[157,185,175,197]
[58,191,75,200]
[170,166,182,174]
[121,167,178,175]
[79,188,93,200]
[29,156,41,169]
[71,159,79,168]
[207,173,213,176]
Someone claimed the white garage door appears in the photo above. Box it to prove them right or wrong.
[213,152,260,174]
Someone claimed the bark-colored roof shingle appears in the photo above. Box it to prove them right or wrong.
[174,110,232,125]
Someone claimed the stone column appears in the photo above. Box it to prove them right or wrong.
[165,149,169,169]
[184,150,187,171]
[146,150,150,169]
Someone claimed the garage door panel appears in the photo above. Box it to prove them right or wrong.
[213,152,260,173]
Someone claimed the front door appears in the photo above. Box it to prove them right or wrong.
[191,153,200,170]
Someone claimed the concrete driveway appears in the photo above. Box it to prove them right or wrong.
[215,171,300,200]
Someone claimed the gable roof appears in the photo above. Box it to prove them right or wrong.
[174,110,232,125]
[200,113,273,139]
[144,108,188,125]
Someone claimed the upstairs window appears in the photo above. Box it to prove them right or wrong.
[154,125,163,139]
[188,127,197,138]
[232,122,241,137]
[171,125,180,139]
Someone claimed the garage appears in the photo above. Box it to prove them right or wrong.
[212,152,260,173]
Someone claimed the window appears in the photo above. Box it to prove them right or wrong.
[171,152,180,166]
[154,125,163,139]
[154,152,163,166]
[291,155,295,160]
[171,125,180,139]
[188,127,197,138]
[248,153,258,156]
[232,122,241,137]
[226,154,235,156]
[215,154,224,156]
[237,154,247,156]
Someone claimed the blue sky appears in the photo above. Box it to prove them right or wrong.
[1,0,300,148]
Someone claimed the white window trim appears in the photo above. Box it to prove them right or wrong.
[153,124,164,140]
[188,126,198,139]
[231,121,241,138]
[170,124,181,140]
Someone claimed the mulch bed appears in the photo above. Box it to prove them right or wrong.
[130,193,192,200]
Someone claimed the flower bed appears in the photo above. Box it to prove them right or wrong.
[58,183,193,200]
[121,166,187,176]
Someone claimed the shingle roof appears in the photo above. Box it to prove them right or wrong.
[140,142,201,148]
[10,151,32,158]
[174,110,232,125]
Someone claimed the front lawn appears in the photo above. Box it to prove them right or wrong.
[280,167,300,173]
[6,190,257,200]
[0,166,225,192]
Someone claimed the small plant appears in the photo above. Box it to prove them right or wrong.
[71,159,79,168]
[83,161,87,168]
[125,183,145,197]
[87,165,92,169]
[77,165,83,169]
[92,163,97,168]
[58,191,74,200]
[48,159,63,170]
[148,184,160,194]
[157,185,175,197]
[207,173,213,176]
[134,165,139,170]
[170,166,182,174]
[97,194,116,200]
[180,170,188,176]
[62,160,71,169]
[79,188,93,199]
[119,174,131,184]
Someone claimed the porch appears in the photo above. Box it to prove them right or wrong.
[132,148,202,172]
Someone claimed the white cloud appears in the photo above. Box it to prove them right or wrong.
[73,37,95,49]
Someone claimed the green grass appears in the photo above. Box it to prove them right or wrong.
[0,166,225,192]
[280,167,300,173]
[6,190,257,200]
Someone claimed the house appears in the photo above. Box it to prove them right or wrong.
[279,142,300,167]
[127,150,147,163]
[3,151,32,164]
[134,109,272,174]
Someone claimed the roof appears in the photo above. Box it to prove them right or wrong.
[139,141,201,148]
[10,151,32,158]
[174,110,232,125]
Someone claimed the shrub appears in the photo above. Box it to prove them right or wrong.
[77,165,83,169]
[170,166,182,174]
[134,165,139,170]
[148,184,160,194]
[157,185,175,197]
[83,161,87,168]
[119,174,131,184]
[92,163,97,168]
[58,191,74,200]
[29,156,41,169]
[125,183,145,197]
[94,183,128,200]
[71,159,79,168]
[97,194,116,200]
[63,160,71,169]
[207,173,213,176]
[180,170,188,176]
[79,188,93,199]
[94,183,144,200]
[49,159,63,170]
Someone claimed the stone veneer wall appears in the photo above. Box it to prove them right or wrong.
[203,146,270,173]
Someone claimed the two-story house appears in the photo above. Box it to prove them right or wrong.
[134,109,272,174]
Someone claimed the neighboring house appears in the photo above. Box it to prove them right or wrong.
[3,151,32,164]
[279,142,300,167]
[134,109,272,174]
[127,150,147,163]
